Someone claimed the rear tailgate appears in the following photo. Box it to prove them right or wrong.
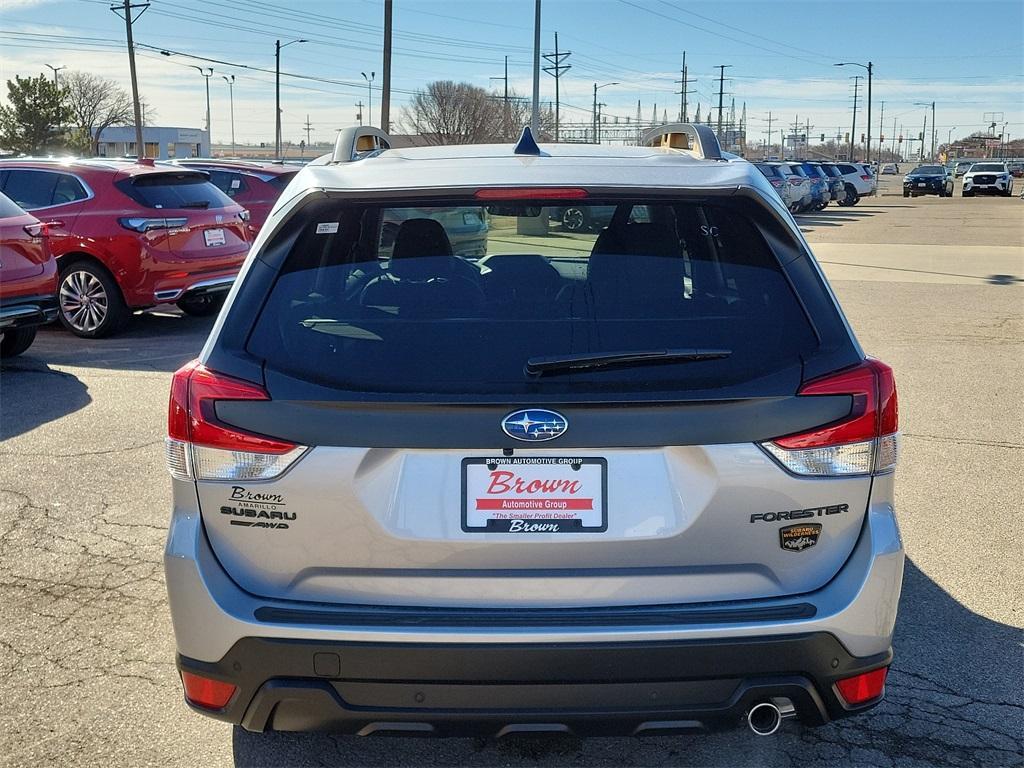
[195,194,872,608]
[117,170,248,262]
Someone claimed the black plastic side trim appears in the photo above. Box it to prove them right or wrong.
[215,394,851,449]
[253,601,816,627]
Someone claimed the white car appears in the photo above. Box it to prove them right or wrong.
[833,163,877,205]
[881,164,898,175]
[962,162,1014,197]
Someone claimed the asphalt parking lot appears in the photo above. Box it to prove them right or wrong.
[1,195,1022,768]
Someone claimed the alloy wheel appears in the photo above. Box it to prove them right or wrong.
[60,269,109,333]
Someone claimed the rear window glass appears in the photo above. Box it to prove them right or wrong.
[246,199,817,397]
[116,173,234,210]
[267,172,298,191]
[0,190,27,218]
[206,170,247,197]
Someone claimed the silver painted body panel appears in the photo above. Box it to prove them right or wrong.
[164,472,902,663]
[197,445,870,606]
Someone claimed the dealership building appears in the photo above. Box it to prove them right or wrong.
[92,126,210,160]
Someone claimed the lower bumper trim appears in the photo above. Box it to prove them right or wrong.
[177,633,891,735]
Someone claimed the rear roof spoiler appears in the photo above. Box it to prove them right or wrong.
[641,123,724,161]
[330,126,392,164]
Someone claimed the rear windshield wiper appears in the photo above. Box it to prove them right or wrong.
[524,348,732,377]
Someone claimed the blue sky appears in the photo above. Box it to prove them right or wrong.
[2,0,1021,146]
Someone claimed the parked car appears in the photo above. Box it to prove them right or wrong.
[962,162,1014,197]
[0,158,250,337]
[816,162,850,204]
[880,164,898,175]
[548,204,616,232]
[832,163,876,206]
[902,165,954,197]
[1007,162,1023,179]
[170,159,298,238]
[796,162,831,210]
[164,124,903,739]
[0,191,58,356]
[953,161,973,178]
[772,162,813,212]
[754,162,800,212]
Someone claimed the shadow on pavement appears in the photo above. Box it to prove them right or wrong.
[987,274,1024,285]
[29,307,215,374]
[230,559,1023,768]
[0,361,91,440]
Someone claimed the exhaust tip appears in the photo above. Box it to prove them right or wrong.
[747,702,782,736]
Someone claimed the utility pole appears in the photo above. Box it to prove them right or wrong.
[921,113,928,161]
[593,82,618,144]
[223,74,235,156]
[866,61,872,166]
[304,114,313,150]
[805,117,811,158]
[715,64,732,135]
[675,51,695,122]
[356,101,364,126]
[765,111,773,159]
[931,101,936,160]
[381,0,392,133]
[892,117,897,161]
[530,0,541,134]
[111,0,148,160]
[542,32,572,141]
[849,76,861,162]
[877,101,884,162]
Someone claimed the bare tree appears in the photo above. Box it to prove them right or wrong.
[62,71,136,156]
[401,81,557,145]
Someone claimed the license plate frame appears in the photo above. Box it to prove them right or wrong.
[204,228,226,247]
[461,456,607,533]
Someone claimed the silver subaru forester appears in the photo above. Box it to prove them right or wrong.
[164,124,903,738]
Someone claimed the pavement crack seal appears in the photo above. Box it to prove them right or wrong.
[0,439,163,459]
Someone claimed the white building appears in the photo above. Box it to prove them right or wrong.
[93,126,210,160]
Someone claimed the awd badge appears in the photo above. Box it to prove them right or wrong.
[780,523,821,552]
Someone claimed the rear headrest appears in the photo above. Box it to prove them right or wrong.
[391,218,453,261]
[591,222,679,259]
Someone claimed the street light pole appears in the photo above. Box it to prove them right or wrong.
[360,72,376,128]
[592,82,618,144]
[193,66,213,153]
[914,101,935,161]
[222,75,235,156]
[835,62,872,165]
[44,64,66,88]
[276,38,308,159]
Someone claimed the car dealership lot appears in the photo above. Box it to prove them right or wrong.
[1,198,1021,768]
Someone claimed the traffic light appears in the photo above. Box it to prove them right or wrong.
[844,133,850,143]
[880,134,885,143]
[820,133,825,142]
[860,133,865,144]
[898,135,903,144]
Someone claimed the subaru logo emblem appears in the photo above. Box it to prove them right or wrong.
[501,409,568,442]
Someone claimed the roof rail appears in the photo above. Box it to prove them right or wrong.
[641,123,723,161]
[331,126,391,163]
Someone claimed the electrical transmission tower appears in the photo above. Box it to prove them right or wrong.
[675,51,695,122]
[542,32,571,141]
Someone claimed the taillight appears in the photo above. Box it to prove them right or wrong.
[860,174,872,181]
[760,359,898,476]
[180,671,237,710]
[166,359,306,482]
[769,178,784,188]
[238,209,250,222]
[835,666,888,706]
[119,216,188,232]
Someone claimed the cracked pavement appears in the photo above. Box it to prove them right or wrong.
[1,199,1021,767]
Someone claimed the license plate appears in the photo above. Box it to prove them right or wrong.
[204,228,226,247]
[917,183,926,188]
[462,457,607,533]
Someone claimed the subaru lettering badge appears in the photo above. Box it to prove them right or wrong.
[502,409,568,442]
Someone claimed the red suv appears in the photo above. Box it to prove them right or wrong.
[170,159,298,238]
[0,159,250,338]
[0,191,58,356]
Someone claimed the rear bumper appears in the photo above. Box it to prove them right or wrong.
[178,633,891,734]
[153,273,238,304]
[0,293,58,330]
